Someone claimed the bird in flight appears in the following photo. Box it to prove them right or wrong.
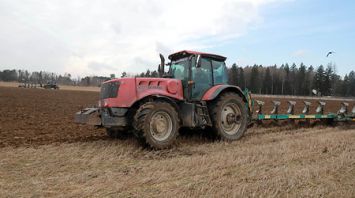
[326,51,335,57]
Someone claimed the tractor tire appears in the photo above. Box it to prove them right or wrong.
[210,92,248,141]
[133,101,179,149]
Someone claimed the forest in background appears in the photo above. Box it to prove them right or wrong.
[1,62,354,97]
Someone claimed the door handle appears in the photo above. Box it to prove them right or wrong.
[188,81,195,88]
[188,80,195,85]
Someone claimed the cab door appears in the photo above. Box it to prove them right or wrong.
[191,57,213,100]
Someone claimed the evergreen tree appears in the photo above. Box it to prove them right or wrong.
[283,63,291,95]
[228,63,238,85]
[305,66,314,96]
[290,63,297,95]
[313,65,325,96]
[249,65,260,93]
[239,67,245,89]
[348,71,355,96]
[342,75,350,96]
[262,67,272,94]
[151,70,158,77]
[324,65,334,95]
[145,69,151,77]
[270,65,277,94]
[297,63,306,95]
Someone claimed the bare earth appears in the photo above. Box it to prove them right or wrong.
[0,81,100,92]
[0,86,354,197]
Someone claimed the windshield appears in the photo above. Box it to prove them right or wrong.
[170,57,189,81]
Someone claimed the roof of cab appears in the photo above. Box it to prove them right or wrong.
[168,50,227,61]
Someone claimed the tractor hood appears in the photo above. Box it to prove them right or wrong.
[99,77,184,108]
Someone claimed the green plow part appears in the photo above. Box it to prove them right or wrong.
[241,91,355,123]
[257,113,337,120]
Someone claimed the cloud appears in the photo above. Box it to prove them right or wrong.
[291,49,308,57]
[87,61,116,71]
[0,0,287,76]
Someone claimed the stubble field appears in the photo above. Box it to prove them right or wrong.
[0,86,354,197]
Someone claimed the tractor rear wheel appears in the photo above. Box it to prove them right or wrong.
[134,102,179,149]
[210,92,248,141]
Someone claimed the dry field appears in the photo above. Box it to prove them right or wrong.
[0,86,354,197]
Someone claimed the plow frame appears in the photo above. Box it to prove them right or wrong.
[243,92,355,124]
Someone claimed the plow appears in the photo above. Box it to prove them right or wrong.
[252,99,355,125]
[75,50,354,149]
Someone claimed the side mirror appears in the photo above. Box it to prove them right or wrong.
[196,55,201,68]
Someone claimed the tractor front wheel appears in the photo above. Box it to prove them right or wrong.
[134,102,179,149]
[210,92,248,141]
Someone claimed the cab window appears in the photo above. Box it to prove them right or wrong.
[212,60,228,84]
[191,57,213,99]
[171,57,189,81]
[192,58,212,85]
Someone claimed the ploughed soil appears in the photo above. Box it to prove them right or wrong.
[0,87,105,147]
[0,87,353,147]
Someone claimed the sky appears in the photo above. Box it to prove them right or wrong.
[0,0,354,77]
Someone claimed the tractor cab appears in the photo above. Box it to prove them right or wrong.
[160,50,228,101]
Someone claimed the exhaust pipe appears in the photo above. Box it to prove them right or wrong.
[159,54,165,77]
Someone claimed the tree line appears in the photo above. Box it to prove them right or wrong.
[227,63,355,97]
[1,63,354,97]
[0,69,110,87]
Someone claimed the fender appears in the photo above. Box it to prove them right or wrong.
[202,85,252,120]
[130,94,183,124]
[202,84,247,102]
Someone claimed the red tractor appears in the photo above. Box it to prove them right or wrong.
[75,50,251,149]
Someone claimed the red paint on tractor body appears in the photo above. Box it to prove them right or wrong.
[202,84,246,102]
[201,85,225,101]
[100,78,184,108]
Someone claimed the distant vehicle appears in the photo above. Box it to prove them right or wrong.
[43,82,59,89]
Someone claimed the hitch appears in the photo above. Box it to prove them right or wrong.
[74,107,101,126]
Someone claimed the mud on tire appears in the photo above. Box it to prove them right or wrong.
[210,92,248,141]
[133,101,179,149]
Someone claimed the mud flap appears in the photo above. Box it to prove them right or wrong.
[74,108,101,126]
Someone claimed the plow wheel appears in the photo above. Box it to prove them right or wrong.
[210,93,248,141]
[134,101,179,149]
